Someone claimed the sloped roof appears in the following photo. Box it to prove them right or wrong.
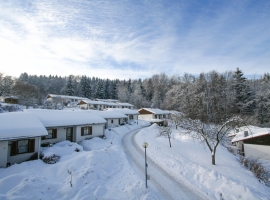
[0,112,48,141]
[138,108,170,115]
[24,109,106,127]
[47,94,89,101]
[106,108,139,115]
[231,126,270,142]
[78,99,108,105]
[117,102,134,107]
[78,110,127,119]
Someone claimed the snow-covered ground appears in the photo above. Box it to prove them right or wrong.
[135,124,270,200]
[0,121,269,200]
[0,121,162,200]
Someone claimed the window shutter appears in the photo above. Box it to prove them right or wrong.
[90,127,92,135]
[53,129,57,138]
[10,141,17,156]
[29,139,35,152]
[81,127,84,136]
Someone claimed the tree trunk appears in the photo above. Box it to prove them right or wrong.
[212,152,215,165]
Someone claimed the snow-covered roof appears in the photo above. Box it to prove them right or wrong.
[117,102,134,107]
[47,94,89,101]
[106,108,139,115]
[104,102,120,106]
[77,110,127,119]
[96,99,119,103]
[24,109,106,127]
[231,126,270,142]
[0,112,48,141]
[78,100,108,105]
[138,108,170,115]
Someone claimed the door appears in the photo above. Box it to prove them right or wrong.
[66,127,73,142]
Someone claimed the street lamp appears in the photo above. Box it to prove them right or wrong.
[142,142,148,188]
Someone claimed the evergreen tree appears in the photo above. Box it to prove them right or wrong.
[104,79,109,99]
[233,68,253,114]
[66,75,75,96]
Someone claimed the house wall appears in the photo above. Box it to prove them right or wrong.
[75,124,105,142]
[78,104,88,109]
[0,141,8,168]
[7,137,40,166]
[107,118,122,128]
[41,127,67,145]
[138,114,153,120]
[244,144,270,160]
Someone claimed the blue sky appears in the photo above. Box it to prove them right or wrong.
[0,0,269,79]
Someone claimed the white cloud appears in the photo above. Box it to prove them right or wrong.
[0,0,269,79]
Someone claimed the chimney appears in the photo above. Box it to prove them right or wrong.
[244,131,248,137]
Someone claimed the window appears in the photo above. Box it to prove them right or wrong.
[10,139,35,156]
[42,129,57,140]
[111,119,114,123]
[155,115,157,119]
[81,126,92,136]
[129,115,133,120]
[163,115,166,118]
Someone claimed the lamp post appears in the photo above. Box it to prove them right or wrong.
[142,142,148,188]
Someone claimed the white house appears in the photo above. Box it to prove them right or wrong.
[79,110,128,129]
[46,94,89,104]
[116,102,134,109]
[77,99,108,110]
[106,108,139,123]
[137,108,169,125]
[231,126,270,160]
[0,112,48,167]
[24,109,107,145]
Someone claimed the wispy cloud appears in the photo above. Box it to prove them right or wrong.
[0,0,269,79]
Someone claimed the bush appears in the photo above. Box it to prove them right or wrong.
[74,148,80,152]
[239,157,270,185]
[41,154,60,164]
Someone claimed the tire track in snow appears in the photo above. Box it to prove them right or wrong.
[122,128,210,200]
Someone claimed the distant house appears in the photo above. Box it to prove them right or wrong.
[231,126,270,160]
[77,100,109,110]
[138,108,169,126]
[0,112,48,167]
[0,96,18,104]
[81,110,128,129]
[116,102,134,109]
[106,108,139,123]
[24,109,106,145]
[46,94,89,105]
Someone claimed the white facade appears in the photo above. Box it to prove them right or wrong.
[7,137,41,166]
[0,141,8,168]
[75,124,104,142]
[244,144,270,160]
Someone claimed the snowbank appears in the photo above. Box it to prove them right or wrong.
[0,120,157,200]
[135,124,270,200]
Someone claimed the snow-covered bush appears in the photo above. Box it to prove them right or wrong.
[239,157,270,185]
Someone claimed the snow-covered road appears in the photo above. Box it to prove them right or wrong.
[122,128,208,200]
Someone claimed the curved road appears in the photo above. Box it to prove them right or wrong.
[122,128,210,200]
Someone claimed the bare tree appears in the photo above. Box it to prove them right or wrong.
[156,122,173,148]
[179,115,242,165]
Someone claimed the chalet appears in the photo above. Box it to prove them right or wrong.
[0,96,18,104]
[138,108,169,126]
[0,112,48,167]
[46,94,89,104]
[231,126,270,160]
[77,99,108,110]
[80,110,128,129]
[24,109,106,145]
[106,108,139,123]
[116,102,134,109]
